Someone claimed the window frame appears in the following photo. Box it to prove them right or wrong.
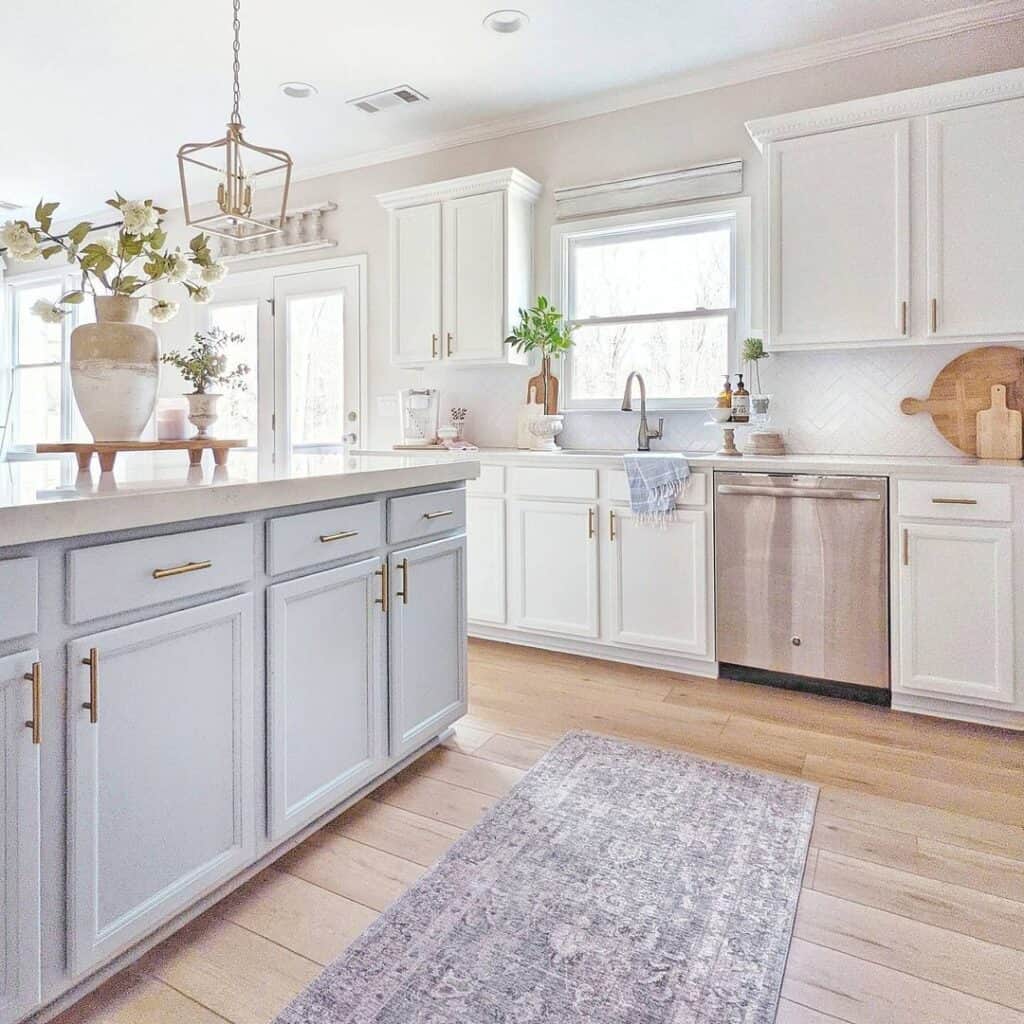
[550,196,751,412]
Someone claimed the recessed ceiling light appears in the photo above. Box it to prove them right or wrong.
[483,9,529,34]
[280,81,318,99]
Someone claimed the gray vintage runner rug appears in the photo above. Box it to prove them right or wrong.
[276,731,817,1024]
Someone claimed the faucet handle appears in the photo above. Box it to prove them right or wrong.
[652,417,664,440]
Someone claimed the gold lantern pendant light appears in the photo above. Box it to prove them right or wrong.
[177,0,292,240]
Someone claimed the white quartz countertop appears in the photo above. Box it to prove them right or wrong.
[0,451,479,548]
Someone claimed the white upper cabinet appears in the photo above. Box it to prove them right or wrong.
[926,98,1024,341]
[379,168,541,367]
[767,121,909,349]
[747,68,1024,350]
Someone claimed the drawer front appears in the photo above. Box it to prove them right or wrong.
[898,479,1012,522]
[0,557,38,641]
[605,469,707,507]
[507,466,598,500]
[388,488,467,544]
[466,464,504,496]
[68,524,253,623]
[268,501,382,576]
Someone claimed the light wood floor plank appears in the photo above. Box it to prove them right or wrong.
[473,732,550,770]
[441,720,494,754]
[331,798,463,866]
[410,745,526,797]
[775,1000,850,1024]
[373,771,497,829]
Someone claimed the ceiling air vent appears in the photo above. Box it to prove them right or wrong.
[347,85,428,114]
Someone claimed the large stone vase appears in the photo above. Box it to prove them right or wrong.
[70,295,159,442]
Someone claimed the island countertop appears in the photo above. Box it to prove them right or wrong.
[0,451,480,547]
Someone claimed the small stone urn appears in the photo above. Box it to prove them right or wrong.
[70,295,159,441]
[528,413,565,451]
[185,393,221,438]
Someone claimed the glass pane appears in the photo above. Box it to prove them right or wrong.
[15,283,64,363]
[288,291,344,445]
[13,365,62,444]
[207,302,259,445]
[570,317,728,402]
[571,224,731,320]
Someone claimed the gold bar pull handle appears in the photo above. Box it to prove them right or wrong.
[930,298,938,333]
[374,562,389,613]
[423,510,454,520]
[81,647,99,724]
[431,334,438,359]
[152,560,212,580]
[23,662,41,745]
[902,529,910,567]
[320,529,359,543]
[900,300,908,336]
[587,507,595,539]
[609,509,617,541]
[397,558,410,604]
[446,333,454,357]
[931,497,978,506]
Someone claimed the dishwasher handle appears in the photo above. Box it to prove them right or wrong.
[716,484,883,501]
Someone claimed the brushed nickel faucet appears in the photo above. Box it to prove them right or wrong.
[621,372,664,451]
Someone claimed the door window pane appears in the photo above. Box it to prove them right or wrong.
[207,302,258,445]
[13,365,62,443]
[16,283,64,363]
[288,292,345,445]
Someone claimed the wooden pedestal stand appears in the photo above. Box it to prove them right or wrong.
[707,422,743,456]
[36,439,246,473]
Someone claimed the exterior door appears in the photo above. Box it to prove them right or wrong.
[267,558,387,841]
[508,499,600,638]
[392,204,442,366]
[768,119,909,348]
[443,192,505,363]
[605,506,708,656]
[67,595,255,972]
[926,98,1024,340]
[466,495,506,625]
[0,650,40,1024]
[389,536,467,759]
[898,523,1015,703]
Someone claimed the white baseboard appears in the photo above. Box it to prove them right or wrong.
[891,692,1024,731]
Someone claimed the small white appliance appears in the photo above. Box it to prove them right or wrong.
[398,388,441,446]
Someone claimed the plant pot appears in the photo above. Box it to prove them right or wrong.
[70,296,159,441]
[528,413,564,451]
[185,393,221,438]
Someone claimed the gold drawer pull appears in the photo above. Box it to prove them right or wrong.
[375,562,389,613]
[431,333,438,359]
[609,509,617,541]
[587,507,595,539]
[423,510,454,520]
[81,647,99,724]
[152,560,212,580]
[24,662,41,745]
[397,558,409,604]
[931,497,978,506]
[320,529,359,543]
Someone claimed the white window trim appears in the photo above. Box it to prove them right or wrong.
[550,196,751,412]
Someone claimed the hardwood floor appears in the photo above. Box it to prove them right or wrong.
[54,639,1024,1024]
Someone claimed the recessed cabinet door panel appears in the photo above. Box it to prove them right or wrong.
[393,203,441,365]
[769,120,909,348]
[0,650,41,1024]
[508,500,600,638]
[607,507,708,656]
[267,558,387,841]
[389,536,467,759]
[898,523,1014,704]
[927,98,1024,339]
[467,496,506,625]
[67,595,255,972]
[444,192,505,363]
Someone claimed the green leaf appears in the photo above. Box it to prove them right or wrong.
[105,198,122,210]
[149,228,167,249]
[59,291,85,304]
[40,244,63,259]
[67,221,92,245]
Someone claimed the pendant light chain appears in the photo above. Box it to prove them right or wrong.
[230,0,242,125]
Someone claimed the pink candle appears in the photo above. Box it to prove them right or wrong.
[156,405,188,441]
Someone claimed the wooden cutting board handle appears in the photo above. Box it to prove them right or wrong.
[977,384,1023,460]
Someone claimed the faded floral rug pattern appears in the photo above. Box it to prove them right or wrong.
[276,731,817,1024]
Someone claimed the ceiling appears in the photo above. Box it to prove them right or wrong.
[0,0,1010,219]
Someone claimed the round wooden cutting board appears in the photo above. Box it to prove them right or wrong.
[900,346,1024,456]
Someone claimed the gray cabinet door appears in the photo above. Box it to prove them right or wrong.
[66,595,255,973]
[267,557,387,841]
[389,535,468,759]
[0,650,40,1024]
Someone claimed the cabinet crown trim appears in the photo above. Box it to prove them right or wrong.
[745,67,1024,149]
[377,167,543,209]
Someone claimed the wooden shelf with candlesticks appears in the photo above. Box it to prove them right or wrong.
[36,439,246,473]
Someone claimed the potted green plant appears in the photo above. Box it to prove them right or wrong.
[742,336,771,421]
[161,327,249,438]
[505,295,576,415]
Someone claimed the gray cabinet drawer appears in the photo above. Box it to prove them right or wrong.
[67,524,253,623]
[267,501,382,576]
[0,557,38,641]
[388,488,467,544]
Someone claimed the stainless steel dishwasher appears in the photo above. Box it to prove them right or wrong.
[714,472,889,703]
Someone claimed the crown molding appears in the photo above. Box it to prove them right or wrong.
[376,167,543,209]
[745,65,1024,148]
[296,0,1024,186]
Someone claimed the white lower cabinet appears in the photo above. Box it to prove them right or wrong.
[66,595,255,972]
[267,558,387,842]
[604,506,709,656]
[897,522,1015,704]
[389,535,468,759]
[0,650,41,1024]
[467,495,506,625]
[508,499,600,638]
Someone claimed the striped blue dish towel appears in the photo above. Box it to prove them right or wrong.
[623,455,690,526]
